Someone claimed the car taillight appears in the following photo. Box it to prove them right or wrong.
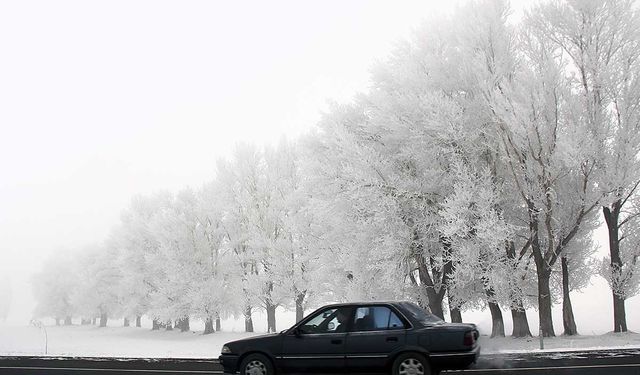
[463,331,476,346]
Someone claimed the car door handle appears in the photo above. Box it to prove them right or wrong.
[386,337,398,342]
[331,339,342,344]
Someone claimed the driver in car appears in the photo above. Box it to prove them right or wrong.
[333,309,349,333]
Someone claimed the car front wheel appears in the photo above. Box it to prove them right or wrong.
[392,352,431,375]
[239,353,275,375]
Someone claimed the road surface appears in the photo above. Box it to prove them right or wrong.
[0,348,639,374]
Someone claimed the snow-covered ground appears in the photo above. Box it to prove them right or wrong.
[0,324,255,358]
[479,331,640,354]
[1,323,639,358]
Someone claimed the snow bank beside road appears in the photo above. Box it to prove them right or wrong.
[1,324,639,358]
[480,331,640,354]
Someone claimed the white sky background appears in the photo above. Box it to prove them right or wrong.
[0,0,465,325]
[1,0,636,333]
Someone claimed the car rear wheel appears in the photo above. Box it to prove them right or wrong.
[392,352,431,375]
[239,353,274,375]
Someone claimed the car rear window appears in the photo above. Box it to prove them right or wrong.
[400,302,444,325]
[353,306,406,331]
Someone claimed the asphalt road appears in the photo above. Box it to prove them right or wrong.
[1,348,639,374]
[457,348,640,374]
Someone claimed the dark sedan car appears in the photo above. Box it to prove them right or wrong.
[219,301,480,375]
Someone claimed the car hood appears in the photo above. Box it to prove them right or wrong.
[223,332,283,354]
[231,332,280,343]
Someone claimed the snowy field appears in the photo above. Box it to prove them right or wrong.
[2,322,640,358]
[2,291,639,358]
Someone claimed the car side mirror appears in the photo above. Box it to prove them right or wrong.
[293,327,302,337]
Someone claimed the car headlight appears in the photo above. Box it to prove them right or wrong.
[221,345,232,354]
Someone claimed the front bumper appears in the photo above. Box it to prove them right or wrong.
[219,354,240,374]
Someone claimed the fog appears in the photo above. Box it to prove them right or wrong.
[1,0,637,338]
[0,0,469,325]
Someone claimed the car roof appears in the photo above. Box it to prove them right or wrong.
[319,301,412,308]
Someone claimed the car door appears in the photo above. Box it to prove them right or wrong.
[280,306,352,373]
[345,305,407,372]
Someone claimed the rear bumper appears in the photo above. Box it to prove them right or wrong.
[429,345,480,369]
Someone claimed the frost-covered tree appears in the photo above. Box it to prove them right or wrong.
[308,89,463,319]
[71,244,124,327]
[191,182,234,333]
[519,0,640,334]
[118,192,174,329]
[217,145,277,332]
[600,192,640,331]
[436,0,544,337]
[32,251,78,325]
[528,0,640,333]
[262,139,327,322]
[302,105,416,306]
[216,140,323,332]
[151,189,204,331]
[550,223,598,335]
[485,6,603,336]
[441,161,513,337]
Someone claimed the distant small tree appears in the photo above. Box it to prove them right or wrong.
[0,275,11,322]
[32,252,78,324]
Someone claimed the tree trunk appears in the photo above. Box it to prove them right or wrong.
[448,291,462,323]
[488,301,505,338]
[485,287,504,337]
[124,318,130,327]
[55,318,60,326]
[561,256,578,335]
[165,319,173,331]
[180,317,190,332]
[136,316,141,328]
[295,292,306,323]
[99,313,107,327]
[244,306,254,333]
[603,204,628,332]
[536,269,555,337]
[266,302,277,333]
[411,228,448,320]
[215,313,221,332]
[530,204,555,337]
[425,288,445,319]
[510,303,532,337]
[449,308,462,323]
[415,252,446,320]
[613,293,627,333]
[204,316,215,334]
[152,319,161,331]
[81,318,90,325]
[64,316,72,325]
[92,317,96,325]
[505,241,532,337]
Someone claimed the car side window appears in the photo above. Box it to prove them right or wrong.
[352,306,405,331]
[299,307,350,334]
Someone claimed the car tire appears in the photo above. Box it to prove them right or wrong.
[391,352,431,375]
[239,353,275,375]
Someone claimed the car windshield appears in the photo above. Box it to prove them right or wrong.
[400,302,444,325]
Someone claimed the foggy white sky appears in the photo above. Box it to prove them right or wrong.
[0,0,468,324]
[1,0,637,331]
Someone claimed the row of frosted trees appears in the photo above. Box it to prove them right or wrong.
[33,0,640,337]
